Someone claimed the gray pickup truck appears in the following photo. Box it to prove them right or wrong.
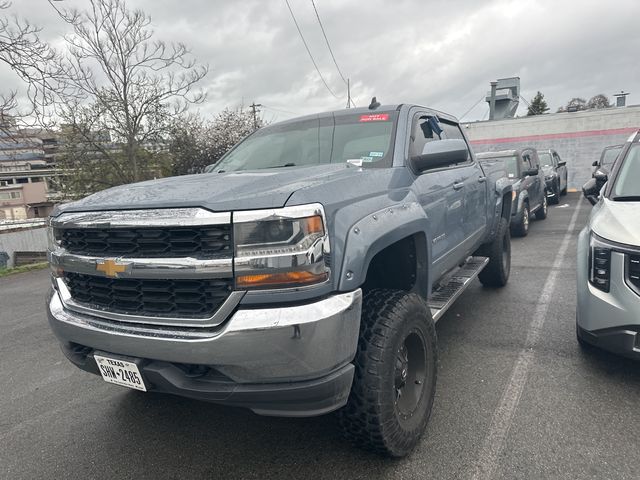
[46,104,512,457]
[477,149,548,237]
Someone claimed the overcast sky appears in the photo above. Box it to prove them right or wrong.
[2,0,640,123]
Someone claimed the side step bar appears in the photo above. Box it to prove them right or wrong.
[428,256,489,323]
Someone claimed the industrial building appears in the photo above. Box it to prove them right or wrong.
[465,79,638,190]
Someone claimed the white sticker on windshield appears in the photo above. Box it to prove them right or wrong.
[361,156,374,162]
[508,173,515,178]
[369,151,384,157]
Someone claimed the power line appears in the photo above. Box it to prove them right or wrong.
[309,0,357,108]
[311,0,346,84]
[284,0,340,99]
[459,94,487,121]
[261,104,300,116]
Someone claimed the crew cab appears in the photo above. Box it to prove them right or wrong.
[46,104,512,457]
[538,149,568,204]
[578,131,640,360]
[476,148,548,237]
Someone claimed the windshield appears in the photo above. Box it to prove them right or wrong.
[482,155,519,179]
[601,146,622,169]
[612,144,640,200]
[538,152,554,167]
[206,111,398,172]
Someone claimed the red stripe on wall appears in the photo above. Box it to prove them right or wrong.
[469,127,638,145]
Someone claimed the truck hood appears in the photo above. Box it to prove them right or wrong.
[591,198,640,247]
[55,164,372,214]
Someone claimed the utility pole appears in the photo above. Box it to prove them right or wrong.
[346,78,351,109]
[249,102,262,130]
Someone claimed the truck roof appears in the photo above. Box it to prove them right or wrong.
[272,104,459,127]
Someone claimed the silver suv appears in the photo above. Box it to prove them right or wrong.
[577,131,640,359]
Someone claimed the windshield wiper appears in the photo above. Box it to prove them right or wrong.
[611,195,640,201]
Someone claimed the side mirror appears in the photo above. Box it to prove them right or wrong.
[557,161,566,167]
[594,169,608,186]
[582,178,600,206]
[410,139,469,173]
[524,167,539,177]
[592,160,599,167]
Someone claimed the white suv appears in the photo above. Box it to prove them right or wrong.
[577,132,640,359]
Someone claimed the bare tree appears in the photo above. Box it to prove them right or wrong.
[49,0,208,192]
[169,107,265,176]
[0,1,62,131]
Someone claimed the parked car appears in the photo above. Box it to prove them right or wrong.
[592,144,623,177]
[578,131,640,359]
[46,104,513,457]
[538,149,568,204]
[477,148,548,237]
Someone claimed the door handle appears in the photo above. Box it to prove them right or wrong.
[453,182,464,190]
[477,176,487,183]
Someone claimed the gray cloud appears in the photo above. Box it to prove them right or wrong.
[3,0,639,122]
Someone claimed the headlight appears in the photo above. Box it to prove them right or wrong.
[589,233,612,292]
[47,224,62,250]
[233,204,330,289]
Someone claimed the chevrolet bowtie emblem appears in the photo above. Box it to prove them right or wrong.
[96,259,128,278]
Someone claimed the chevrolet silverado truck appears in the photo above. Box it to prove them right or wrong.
[47,104,512,457]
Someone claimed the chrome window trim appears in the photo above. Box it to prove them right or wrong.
[55,277,245,328]
[50,208,230,228]
[49,249,233,279]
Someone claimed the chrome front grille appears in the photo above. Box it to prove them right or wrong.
[64,272,233,318]
[49,208,240,327]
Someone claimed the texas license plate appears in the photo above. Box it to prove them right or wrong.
[94,354,146,391]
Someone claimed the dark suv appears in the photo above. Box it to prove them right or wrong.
[538,149,568,204]
[477,148,548,236]
[592,144,623,177]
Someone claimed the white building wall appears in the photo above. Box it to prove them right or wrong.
[464,106,640,190]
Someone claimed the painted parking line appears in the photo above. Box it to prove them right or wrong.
[470,198,584,480]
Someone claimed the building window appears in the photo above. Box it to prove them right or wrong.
[0,191,22,200]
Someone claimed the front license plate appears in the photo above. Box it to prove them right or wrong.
[94,355,146,391]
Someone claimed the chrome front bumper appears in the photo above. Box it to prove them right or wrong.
[48,287,362,383]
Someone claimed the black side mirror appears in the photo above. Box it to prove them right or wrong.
[594,169,608,184]
[592,160,599,167]
[582,178,600,206]
[524,167,539,177]
[410,139,469,173]
[557,161,566,167]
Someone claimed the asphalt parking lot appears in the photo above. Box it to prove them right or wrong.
[1,192,639,480]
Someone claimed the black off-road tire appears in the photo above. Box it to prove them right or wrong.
[338,289,437,457]
[535,195,548,220]
[511,203,529,237]
[477,217,511,287]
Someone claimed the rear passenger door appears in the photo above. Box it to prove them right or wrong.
[440,121,487,251]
